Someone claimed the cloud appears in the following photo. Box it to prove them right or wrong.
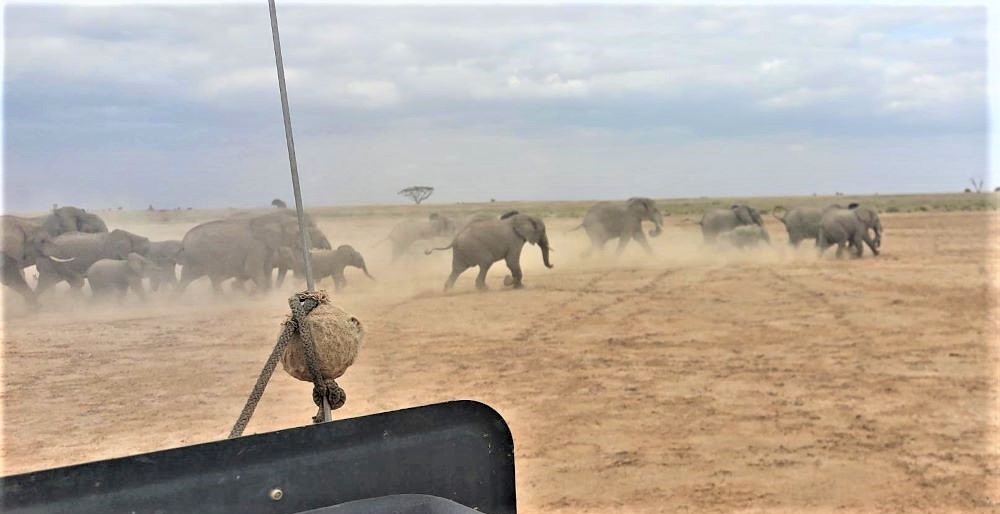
[2,5,988,211]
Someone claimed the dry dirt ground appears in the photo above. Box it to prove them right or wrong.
[1,210,998,513]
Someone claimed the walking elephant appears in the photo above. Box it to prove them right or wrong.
[700,204,769,243]
[383,213,456,260]
[87,253,160,301]
[34,229,151,296]
[817,205,882,258]
[177,210,330,294]
[426,213,553,291]
[1,207,107,304]
[773,205,844,246]
[279,245,374,292]
[146,240,184,291]
[570,197,664,255]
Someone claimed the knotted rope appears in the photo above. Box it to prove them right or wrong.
[228,291,344,438]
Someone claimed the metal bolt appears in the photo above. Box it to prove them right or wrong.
[269,488,284,501]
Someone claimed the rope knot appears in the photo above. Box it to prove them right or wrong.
[312,378,346,423]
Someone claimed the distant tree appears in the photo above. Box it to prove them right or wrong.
[964,188,972,193]
[398,186,434,205]
[148,204,155,211]
[117,206,123,211]
[995,187,1000,193]
[271,198,287,208]
[969,177,984,193]
[52,203,58,210]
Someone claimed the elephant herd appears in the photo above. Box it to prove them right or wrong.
[0,198,884,304]
[0,208,373,305]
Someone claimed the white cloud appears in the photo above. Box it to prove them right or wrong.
[2,5,988,210]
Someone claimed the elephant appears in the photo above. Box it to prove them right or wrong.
[700,204,769,243]
[773,205,844,246]
[718,225,770,249]
[34,229,151,296]
[1,206,107,304]
[817,204,883,258]
[382,213,456,260]
[569,197,665,255]
[86,253,160,301]
[146,240,183,291]
[177,210,330,294]
[278,245,374,292]
[426,213,553,291]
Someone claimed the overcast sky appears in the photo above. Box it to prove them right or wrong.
[2,5,989,212]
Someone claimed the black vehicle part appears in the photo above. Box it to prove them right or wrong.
[302,494,484,513]
[1,400,516,514]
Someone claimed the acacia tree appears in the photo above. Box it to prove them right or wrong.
[398,186,434,205]
[271,198,287,208]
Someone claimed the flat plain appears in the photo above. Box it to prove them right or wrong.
[2,194,998,513]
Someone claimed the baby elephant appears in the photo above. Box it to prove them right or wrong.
[426,212,553,291]
[86,253,159,301]
[281,245,374,291]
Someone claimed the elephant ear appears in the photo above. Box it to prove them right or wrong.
[512,215,543,245]
[250,216,288,249]
[106,230,133,259]
[731,205,754,225]
[626,197,653,214]
[127,253,146,275]
[854,207,878,227]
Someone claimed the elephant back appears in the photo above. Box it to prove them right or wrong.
[582,202,627,232]
[181,219,257,269]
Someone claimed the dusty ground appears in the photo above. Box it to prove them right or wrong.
[1,209,998,512]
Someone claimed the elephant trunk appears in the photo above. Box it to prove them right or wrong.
[540,233,554,269]
[648,211,664,237]
[361,262,375,280]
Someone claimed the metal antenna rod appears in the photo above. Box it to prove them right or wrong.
[267,0,315,293]
[267,0,330,422]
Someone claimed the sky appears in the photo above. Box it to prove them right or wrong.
[1,4,990,212]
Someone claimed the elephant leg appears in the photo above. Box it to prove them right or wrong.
[34,267,63,297]
[129,277,147,301]
[474,263,493,291]
[633,231,653,255]
[209,275,225,295]
[614,234,630,256]
[444,267,464,291]
[860,232,879,256]
[332,273,346,292]
[175,264,203,295]
[505,254,523,289]
[114,285,128,304]
[835,241,847,259]
[2,261,37,305]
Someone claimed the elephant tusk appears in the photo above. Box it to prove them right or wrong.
[48,255,75,263]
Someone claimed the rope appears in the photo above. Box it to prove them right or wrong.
[228,292,343,438]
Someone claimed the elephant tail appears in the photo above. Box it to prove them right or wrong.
[424,244,453,255]
[771,207,787,224]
